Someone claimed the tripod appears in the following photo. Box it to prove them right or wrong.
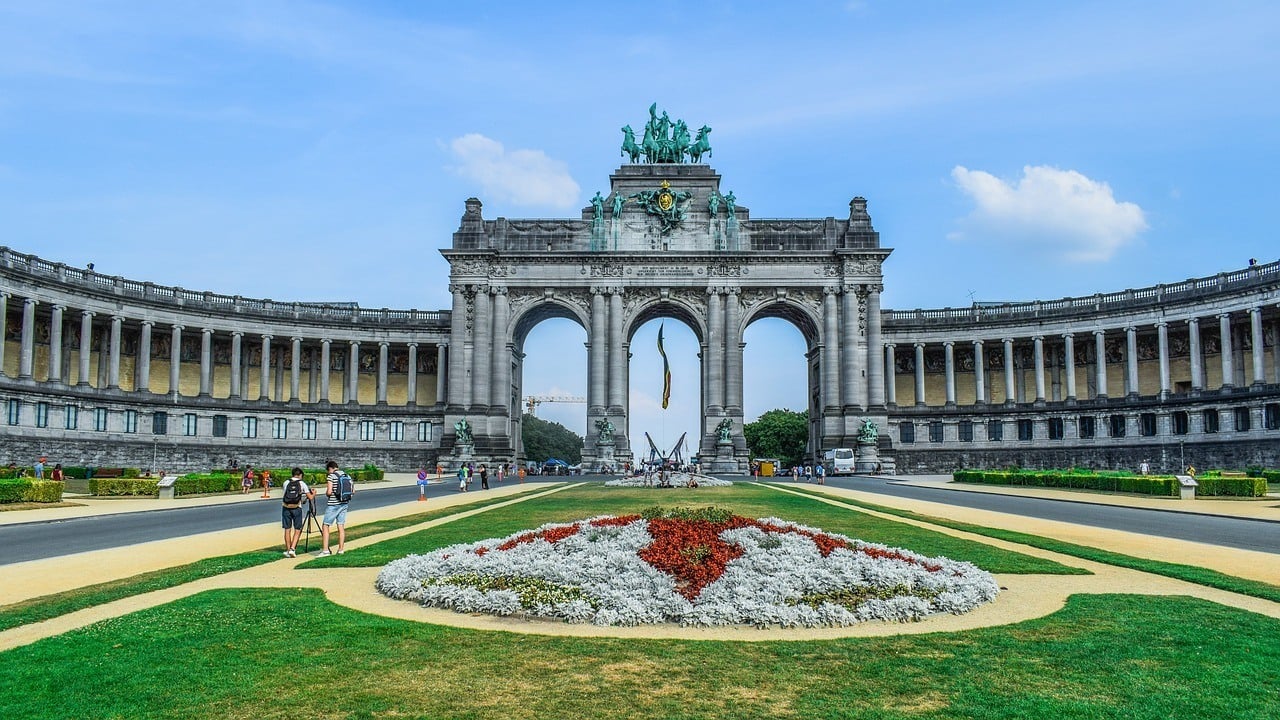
[300,498,324,553]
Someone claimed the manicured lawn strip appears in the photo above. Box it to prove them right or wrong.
[317,483,1081,574]
[2,588,1277,719]
[0,488,546,633]
[779,484,1280,604]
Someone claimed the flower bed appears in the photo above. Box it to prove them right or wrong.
[604,473,733,488]
[377,507,999,627]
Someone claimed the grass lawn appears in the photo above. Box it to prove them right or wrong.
[302,482,1083,575]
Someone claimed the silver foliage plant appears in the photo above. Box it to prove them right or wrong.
[603,473,733,488]
[375,515,1000,628]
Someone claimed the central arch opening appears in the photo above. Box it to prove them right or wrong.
[514,305,588,472]
[627,303,703,470]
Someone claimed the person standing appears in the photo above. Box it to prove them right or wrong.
[517,465,526,483]
[317,460,353,556]
[496,464,505,483]
[241,465,255,494]
[804,464,813,483]
[50,463,65,482]
[280,467,313,558]
[34,456,46,479]
[457,464,468,492]
[479,463,489,490]
[816,462,826,485]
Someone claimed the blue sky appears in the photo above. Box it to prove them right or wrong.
[3,1,1277,454]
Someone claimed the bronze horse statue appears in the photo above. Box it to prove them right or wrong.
[620,125,642,163]
[686,125,712,163]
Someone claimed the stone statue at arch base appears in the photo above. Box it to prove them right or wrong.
[854,418,889,474]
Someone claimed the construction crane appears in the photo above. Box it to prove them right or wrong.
[524,394,586,416]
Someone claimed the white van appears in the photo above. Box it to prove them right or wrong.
[823,448,856,476]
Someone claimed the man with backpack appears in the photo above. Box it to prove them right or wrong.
[280,467,314,558]
[317,460,354,557]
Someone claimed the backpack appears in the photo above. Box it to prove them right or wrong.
[334,473,354,503]
[282,479,304,508]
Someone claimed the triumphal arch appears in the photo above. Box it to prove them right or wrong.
[439,106,890,472]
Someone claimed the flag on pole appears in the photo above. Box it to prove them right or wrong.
[657,322,671,409]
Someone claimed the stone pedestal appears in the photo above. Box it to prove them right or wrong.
[854,439,881,474]
[709,441,738,473]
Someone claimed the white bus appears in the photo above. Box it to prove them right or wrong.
[823,448,856,476]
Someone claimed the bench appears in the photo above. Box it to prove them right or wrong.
[93,468,125,479]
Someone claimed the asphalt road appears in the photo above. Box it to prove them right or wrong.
[2,474,1276,566]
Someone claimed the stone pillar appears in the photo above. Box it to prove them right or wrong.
[1273,316,1280,384]
[376,341,389,405]
[436,343,447,405]
[1188,318,1203,392]
[168,324,181,396]
[725,289,743,413]
[866,286,884,408]
[347,340,360,404]
[608,289,626,410]
[274,347,284,400]
[291,336,303,402]
[913,342,926,406]
[1218,313,1233,390]
[884,343,897,407]
[840,287,859,410]
[135,320,151,392]
[943,341,956,407]
[49,305,65,383]
[1249,307,1264,385]
[308,347,319,403]
[229,331,242,398]
[972,339,986,404]
[1093,330,1107,399]
[447,284,468,409]
[472,287,492,409]
[589,288,607,414]
[1063,333,1076,402]
[319,339,331,403]
[706,288,723,412]
[197,327,212,396]
[1156,322,1170,398]
[1033,336,1046,403]
[260,334,272,401]
[1125,326,1139,397]
[493,287,511,410]
[18,298,37,378]
[1003,338,1016,405]
[0,293,7,376]
[822,287,840,412]
[406,342,419,406]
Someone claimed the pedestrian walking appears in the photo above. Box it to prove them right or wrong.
[479,463,489,490]
[816,462,826,485]
[457,465,468,492]
[34,456,47,479]
[241,465,255,494]
[496,464,505,483]
[518,466,526,483]
[50,463,65,482]
[317,460,353,556]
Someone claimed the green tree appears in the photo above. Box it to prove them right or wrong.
[521,414,584,464]
[743,409,809,467]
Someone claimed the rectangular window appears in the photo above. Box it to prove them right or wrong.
[93,407,108,432]
[242,416,258,439]
[272,418,288,440]
[899,422,915,444]
[66,405,80,430]
[212,415,228,438]
[1079,415,1095,439]
[417,421,430,442]
[1203,409,1219,434]
[183,413,198,437]
[360,420,376,441]
[303,419,317,440]
[1172,411,1189,435]
[928,421,943,443]
[5,400,19,426]
[1140,413,1157,437]
[1048,417,1064,440]
[1266,404,1280,431]
[1234,407,1251,432]
[987,419,1003,441]
[959,420,973,443]
[123,409,138,434]
[152,412,167,435]
[1017,419,1033,441]
[35,402,49,428]
[1109,414,1126,438]
[331,419,347,441]
[389,420,404,442]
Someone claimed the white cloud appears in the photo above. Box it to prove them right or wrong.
[949,165,1147,261]
[446,134,580,209]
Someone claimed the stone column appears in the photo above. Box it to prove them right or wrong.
[866,286,884,408]
[347,340,360,404]
[0,293,7,376]
[168,324,182,396]
[291,336,303,402]
[822,287,840,412]
[840,287,859,409]
[589,288,607,414]
[435,343,447,405]
[1063,333,1076,402]
[1249,307,1264,386]
[1273,316,1280,384]
[406,342,419,406]
[447,284,468,409]
[493,287,511,411]
[135,320,151,392]
[1003,338,1016,405]
[1156,322,1171,398]
[49,305,65,384]
[943,341,956,407]
[608,289,626,410]
[1124,326,1139,397]
[376,341,389,405]
[706,288,723,412]
[725,289,743,413]
[1093,330,1107,399]
[229,331,242,398]
[319,339,331,403]
[972,339,986,404]
[260,334,272,401]
[472,287,492,409]
[194,327,210,396]
[1188,318,1203,392]
[18,298,37,378]
[913,343,926,406]
[1033,336,1046,403]
[1218,313,1233,390]
[274,348,284,400]
[884,344,897,407]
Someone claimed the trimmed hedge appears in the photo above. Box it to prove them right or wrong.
[953,469,1269,498]
[0,479,64,503]
[88,478,159,497]
[1195,475,1269,497]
